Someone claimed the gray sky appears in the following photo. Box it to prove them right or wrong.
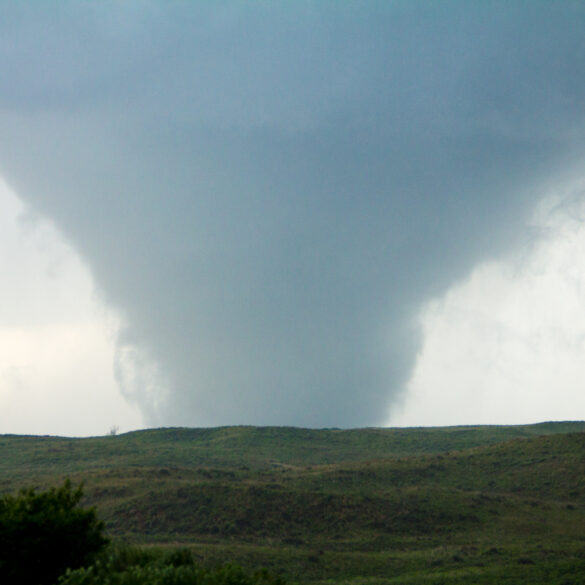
[1,2,585,434]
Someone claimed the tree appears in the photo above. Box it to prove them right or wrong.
[0,479,108,585]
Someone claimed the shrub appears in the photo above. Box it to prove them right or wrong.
[59,545,286,585]
[0,479,108,585]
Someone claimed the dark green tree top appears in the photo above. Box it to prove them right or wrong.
[0,479,108,585]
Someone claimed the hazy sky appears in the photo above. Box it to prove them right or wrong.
[1,3,585,436]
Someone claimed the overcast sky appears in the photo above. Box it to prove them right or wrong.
[1,2,585,436]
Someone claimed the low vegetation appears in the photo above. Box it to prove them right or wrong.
[59,545,285,585]
[2,422,585,584]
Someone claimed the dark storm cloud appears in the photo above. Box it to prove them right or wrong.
[1,2,584,426]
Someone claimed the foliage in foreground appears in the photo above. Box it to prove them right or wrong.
[59,545,285,585]
[0,479,108,585]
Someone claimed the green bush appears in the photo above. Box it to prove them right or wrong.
[0,479,108,585]
[59,545,286,585]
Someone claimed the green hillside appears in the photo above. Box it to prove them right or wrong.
[2,422,585,584]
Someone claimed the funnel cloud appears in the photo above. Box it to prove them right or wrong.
[1,3,585,428]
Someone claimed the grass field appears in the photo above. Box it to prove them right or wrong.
[2,422,585,584]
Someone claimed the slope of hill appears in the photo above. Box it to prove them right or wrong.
[2,422,585,584]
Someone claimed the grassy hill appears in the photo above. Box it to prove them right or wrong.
[2,422,585,584]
